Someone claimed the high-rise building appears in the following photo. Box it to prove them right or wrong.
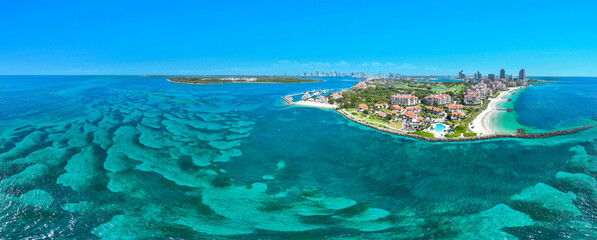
[500,69,506,79]
[474,71,482,80]
[458,70,466,79]
[507,74,513,81]
[488,74,495,80]
[519,69,526,80]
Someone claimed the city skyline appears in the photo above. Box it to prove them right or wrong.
[1,0,597,76]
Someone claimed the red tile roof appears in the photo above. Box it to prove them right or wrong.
[447,104,463,109]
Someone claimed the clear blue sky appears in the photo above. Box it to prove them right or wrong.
[1,0,596,76]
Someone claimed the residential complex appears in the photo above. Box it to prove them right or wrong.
[390,94,419,106]
[423,94,452,105]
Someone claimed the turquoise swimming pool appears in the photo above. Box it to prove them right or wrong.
[434,124,446,132]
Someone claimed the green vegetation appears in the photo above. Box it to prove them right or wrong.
[454,125,467,132]
[446,125,477,138]
[420,112,443,119]
[364,116,389,124]
[387,121,402,129]
[459,100,488,127]
[335,81,470,109]
[336,86,397,109]
[167,76,321,84]
[445,133,461,138]
[334,79,505,139]
[368,122,388,129]
[350,111,366,120]
[463,132,478,137]
[408,131,434,138]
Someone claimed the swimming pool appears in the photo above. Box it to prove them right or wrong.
[434,124,446,132]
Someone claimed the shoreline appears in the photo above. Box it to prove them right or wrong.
[335,109,593,142]
[292,101,338,109]
[471,86,525,135]
[167,78,207,85]
[166,78,321,85]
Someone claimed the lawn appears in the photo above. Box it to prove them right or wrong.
[349,111,367,120]
[387,121,403,129]
[364,116,389,124]
[408,131,434,138]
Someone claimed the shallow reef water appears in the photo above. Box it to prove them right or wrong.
[0,76,596,239]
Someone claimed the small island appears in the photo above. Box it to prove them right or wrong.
[283,73,593,141]
[166,76,322,84]
[280,73,592,141]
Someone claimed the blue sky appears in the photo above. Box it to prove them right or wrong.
[1,0,596,76]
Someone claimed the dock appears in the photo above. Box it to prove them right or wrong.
[280,89,333,107]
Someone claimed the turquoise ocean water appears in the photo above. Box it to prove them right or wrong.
[494,77,597,133]
[0,76,596,239]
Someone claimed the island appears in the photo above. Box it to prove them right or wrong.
[166,76,322,84]
[282,76,592,141]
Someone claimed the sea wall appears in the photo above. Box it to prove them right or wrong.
[336,110,593,143]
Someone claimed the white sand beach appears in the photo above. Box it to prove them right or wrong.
[293,100,338,109]
[471,87,522,135]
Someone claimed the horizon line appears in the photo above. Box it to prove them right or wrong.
[1,74,597,78]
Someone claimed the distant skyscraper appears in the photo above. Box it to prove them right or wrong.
[500,69,506,79]
[507,74,513,81]
[458,70,466,79]
[474,71,482,80]
[488,74,495,80]
[519,69,526,80]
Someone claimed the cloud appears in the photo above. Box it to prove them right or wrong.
[397,63,417,69]
[275,60,331,69]
[278,60,295,64]
[271,60,423,74]
[361,61,383,67]
[360,62,417,71]
[336,60,350,67]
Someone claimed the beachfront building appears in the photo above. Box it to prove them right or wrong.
[450,111,465,120]
[506,81,517,87]
[464,92,481,105]
[390,94,419,106]
[423,94,452,105]
[446,104,463,113]
[490,82,506,91]
[358,104,368,112]
[471,84,492,97]
[425,106,444,115]
[516,78,527,86]
[480,88,493,97]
